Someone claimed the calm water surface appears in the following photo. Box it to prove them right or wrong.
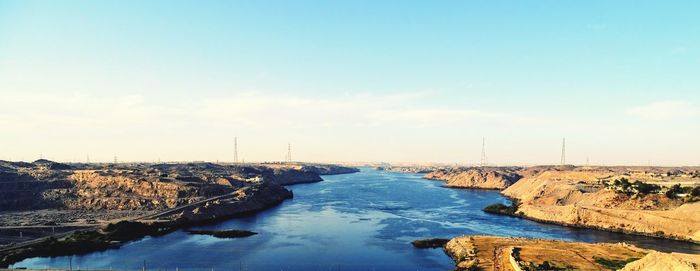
[13,168,699,270]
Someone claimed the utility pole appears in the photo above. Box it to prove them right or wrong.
[234,137,239,163]
[286,143,292,163]
[560,138,566,165]
[480,137,487,167]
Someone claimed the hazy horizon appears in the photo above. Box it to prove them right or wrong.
[1,1,699,166]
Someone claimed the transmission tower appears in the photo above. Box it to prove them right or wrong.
[234,137,239,163]
[560,138,566,165]
[480,137,488,167]
[114,155,118,164]
[286,143,292,163]
[86,154,90,164]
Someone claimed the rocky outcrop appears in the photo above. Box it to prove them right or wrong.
[620,251,700,271]
[0,161,353,212]
[425,167,523,189]
[300,164,360,175]
[261,167,323,185]
[32,159,72,170]
[501,168,700,243]
[169,182,293,222]
[65,170,235,210]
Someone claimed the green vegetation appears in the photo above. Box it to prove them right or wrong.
[665,184,684,199]
[687,186,700,202]
[692,186,700,197]
[0,221,175,267]
[410,238,450,248]
[483,202,519,216]
[186,229,257,238]
[524,261,571,271]
[607,178,660,196]
[593,256,640,270]
[607,177,700,202]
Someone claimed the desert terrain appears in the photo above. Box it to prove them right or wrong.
[443,235,699,271]
[0,159,357,266]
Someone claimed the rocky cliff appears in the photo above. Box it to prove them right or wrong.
[301,164,360,175]
[501,167,700,243]
[0,161,357,213]
[424,167,523,189]
[167,182,293,222]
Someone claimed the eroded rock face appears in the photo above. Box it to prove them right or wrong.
[65,171,229,210]
[0,161,355,212]
[169,182,293,222]
[502,167,700,243]
[425,167,523,189]
[299,164,360,175]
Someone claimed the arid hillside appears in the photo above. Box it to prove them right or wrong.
[500,166,700,242]
[0,160,357,227]
[424,167,524,189]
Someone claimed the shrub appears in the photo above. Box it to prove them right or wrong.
[593,257,640,270]
[665,184,684,198]
[632,180,660,195]
[692,186,700,197]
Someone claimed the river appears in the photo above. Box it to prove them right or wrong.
[12,168,699,270]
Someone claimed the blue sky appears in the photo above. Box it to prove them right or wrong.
[1,1,699,165]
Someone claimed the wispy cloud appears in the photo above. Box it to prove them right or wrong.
[0,91,536,130]
[626,100,699,121]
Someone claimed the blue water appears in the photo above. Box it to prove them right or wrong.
[13,169,699,270]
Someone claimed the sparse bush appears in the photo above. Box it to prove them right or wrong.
[692,186,700,197]
[608,178,661,196]
[632,180,660,195]
[665,184,684,199]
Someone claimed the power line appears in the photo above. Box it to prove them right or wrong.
[234,137,239,163]
[560,137,566,165]
[285,143,292,163]
[480,137,487,167]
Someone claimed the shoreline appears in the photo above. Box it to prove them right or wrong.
[0,186,293,267]
[1,167,362,267]
[425,172,700,246]
[482,195,700,246]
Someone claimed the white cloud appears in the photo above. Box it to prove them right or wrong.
[626,100,699,121]
[0,91,536,131]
